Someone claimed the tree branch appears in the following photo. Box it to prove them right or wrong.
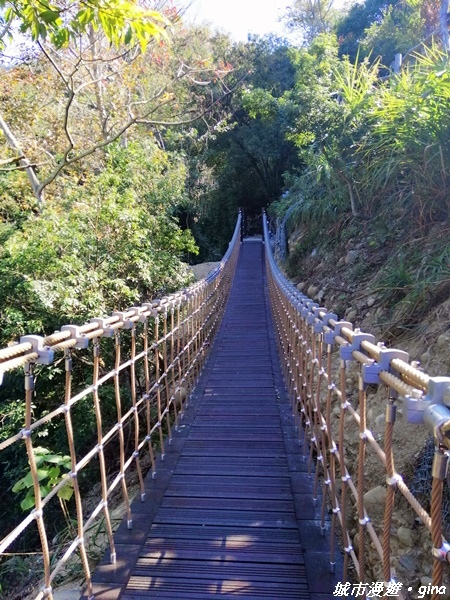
[0,111,43,205]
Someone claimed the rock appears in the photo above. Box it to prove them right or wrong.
[420,351,431,366]
[296,282,306,292]
[437,334,448,349]
[346,309,357,322]
[345,250,359,265]
[397,526,414,547]
[307,285,318,298]
[363,485,387,508]
[311,248,317,257]
[367,296,376,308]
[375,413,385,428]
[338,257,345,266]
[420,576,432,586]
[317,289,326,302]
[398,552,418,572]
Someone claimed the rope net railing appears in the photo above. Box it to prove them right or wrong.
[0,214,241,600]
[263,214,450,600]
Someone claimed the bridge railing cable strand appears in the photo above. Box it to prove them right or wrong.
[263,213,450,600]
[0,214,241,600]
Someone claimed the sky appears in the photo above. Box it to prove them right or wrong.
[183,0,290,42]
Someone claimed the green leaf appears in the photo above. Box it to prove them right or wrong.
[21,492,36,511]
[12,478,27,493]
[124,26,132,46]
[57,482,74,502]
[39,10,60,24]
[4,7,14,23]
[48,466,61,480]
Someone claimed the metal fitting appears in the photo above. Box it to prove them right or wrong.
[20,335,54,365]
[322,312,338,328]
[362,347,409,385]
[385,402,397,424]
[61,325,89,349]
[386,473,403,488]
[113,312,131,330]
[423,403,450,448]
[339,331,376,361]
[324,321,353,345]
[139,302,159,320]
[431,446,449,480]
[432,542,450,563]
[90,318,114,337]
[406,376,450,425]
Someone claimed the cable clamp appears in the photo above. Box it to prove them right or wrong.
[90,318,114,338]
[332,506,340,514]
[312,307,327,333]
[432,542,450,562]
[362,347,409,385]
[324,320,353,346]
[142,302,159,319]
[344,544,354,554]
[61,325,89,349]
[359,429,374,442]
[20,428,31,439]
[342,474,351,483]
[339,330,376,361]
[113,311,131,329]
[20,335,54,365]
[386,473,403,488]
[359,516,370,526]
[406,376,450,425]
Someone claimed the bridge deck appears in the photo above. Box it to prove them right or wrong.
[84,240,341,600]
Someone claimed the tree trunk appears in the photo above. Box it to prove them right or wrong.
[440,0,450,52]
[0,110,43,206]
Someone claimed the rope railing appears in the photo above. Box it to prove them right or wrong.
[263,214,450,600]
[0,214,242,600]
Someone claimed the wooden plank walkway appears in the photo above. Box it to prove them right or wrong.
[84,239,342,600]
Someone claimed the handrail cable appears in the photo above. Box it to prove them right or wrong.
[263,213,449,600]
[0,214,242,600]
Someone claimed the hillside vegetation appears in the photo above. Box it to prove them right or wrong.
[1,0,449,597]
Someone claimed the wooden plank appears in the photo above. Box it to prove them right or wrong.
[90,241,329,600]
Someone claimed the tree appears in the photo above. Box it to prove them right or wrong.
[0,0,168,50]
[0,4,236,206]
[281,0,338,46]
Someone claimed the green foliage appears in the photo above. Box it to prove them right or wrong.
[12,447,73,511]
[0,139,197,345]
[0,0,169,50]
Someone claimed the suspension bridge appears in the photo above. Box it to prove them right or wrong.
[0,214,449,600]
